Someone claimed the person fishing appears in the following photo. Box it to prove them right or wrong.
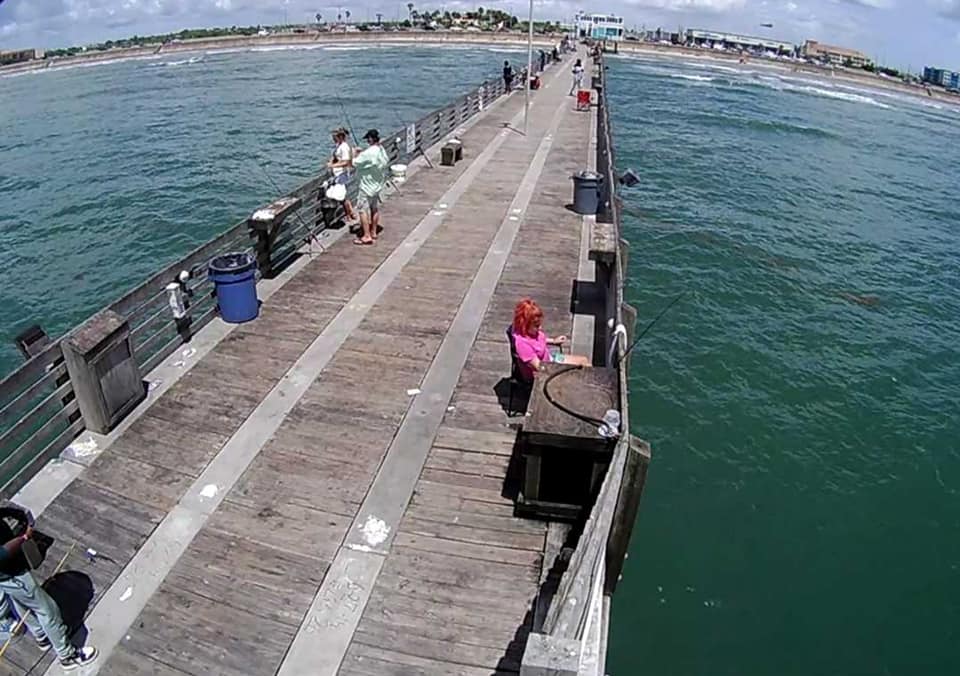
[539,49,546,73]
[326,127,357,225]
[352,129,389,246]
[570,58,585,96]
[0,502,98,670]
[503,60,514,93]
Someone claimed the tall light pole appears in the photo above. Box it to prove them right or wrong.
[523,0,533,134]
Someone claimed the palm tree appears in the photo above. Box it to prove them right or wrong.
[345,9,351,22]
[407,3,414,20]
[315,12,322,23]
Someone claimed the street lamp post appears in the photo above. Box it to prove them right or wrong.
[523,0,533,135]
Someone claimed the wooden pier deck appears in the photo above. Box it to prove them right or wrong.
[2,49,599,676]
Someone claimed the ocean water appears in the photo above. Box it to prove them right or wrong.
[607,55,960,675]
[0,45,507,376]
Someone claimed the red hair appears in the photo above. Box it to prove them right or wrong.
[513,298,543,337]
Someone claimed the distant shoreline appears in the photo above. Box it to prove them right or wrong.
[3,30,956,108]
[617,42,960,109]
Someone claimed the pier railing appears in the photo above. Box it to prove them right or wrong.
[521,52,650,676]
[0,69,512,498]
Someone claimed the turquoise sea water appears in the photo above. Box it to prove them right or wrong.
[608,55,960,675]
[0,44,523,375]
[3,45,959,676]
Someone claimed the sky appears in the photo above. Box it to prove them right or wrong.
[0,0,957,71]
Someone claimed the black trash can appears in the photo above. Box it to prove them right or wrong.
[571,171,604,215]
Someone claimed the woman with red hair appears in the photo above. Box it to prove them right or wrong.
[511,299,590,381]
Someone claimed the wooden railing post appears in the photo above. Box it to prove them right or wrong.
[520,634,580,676]
[247,196,302,279]
[61,310,145,434]
[604,435,651,594]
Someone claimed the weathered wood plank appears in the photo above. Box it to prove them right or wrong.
[116,585,295,676]
[401,515,545,552]
[163,527,327,628]
[392,532,542,568]
[82,453,194,512]
[210,498,350,562]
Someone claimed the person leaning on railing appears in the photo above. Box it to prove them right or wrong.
[0,502,98,670]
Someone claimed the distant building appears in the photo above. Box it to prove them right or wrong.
[0,49,39,66]
[686,29,794,55]
[802,40,871,68]
[922,66,960,90]
[575,11,624,42]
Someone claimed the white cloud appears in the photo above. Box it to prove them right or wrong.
[835,0,893,8]
[786,1,799,10]
[933,0,960,20]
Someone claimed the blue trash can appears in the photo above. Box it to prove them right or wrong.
[571,171,604,215]
[209,252,259,323]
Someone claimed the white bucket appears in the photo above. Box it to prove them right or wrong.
[324,183,347,202]
[390,164,408,184]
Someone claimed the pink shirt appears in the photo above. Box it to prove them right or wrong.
[513,329,551,380]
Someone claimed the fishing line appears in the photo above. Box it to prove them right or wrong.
[542,293,685,428]
[251,155,325,251]
[615,292,685,367]
[335,98,402,195]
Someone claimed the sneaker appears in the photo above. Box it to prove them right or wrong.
[59,646,98,671]
[35,634,50,651]
[0,617,21,641]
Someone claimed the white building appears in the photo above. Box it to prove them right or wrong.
[686,29,794,55]
[575,11,624,42]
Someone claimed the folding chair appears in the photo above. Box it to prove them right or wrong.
[506,326,533,416]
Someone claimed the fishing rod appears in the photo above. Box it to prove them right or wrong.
[335,99,402,195]
[251,155,325,251]
[542,292,686,428]
[615,292,685,367]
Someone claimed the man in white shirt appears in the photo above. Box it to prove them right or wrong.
[352,129,390,245]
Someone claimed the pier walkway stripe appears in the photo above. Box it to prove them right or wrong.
[275,61,573,676]
[43,59,570,676]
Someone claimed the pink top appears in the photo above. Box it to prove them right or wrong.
[513,329,551,380]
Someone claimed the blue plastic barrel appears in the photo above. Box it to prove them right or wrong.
[208,252,259,323]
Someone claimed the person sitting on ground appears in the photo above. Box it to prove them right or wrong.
[326,127,357,225]
[0,502,98,670]
[511,298,590,381]
[352,128,390,246]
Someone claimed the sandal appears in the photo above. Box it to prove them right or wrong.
[353,238,374,246]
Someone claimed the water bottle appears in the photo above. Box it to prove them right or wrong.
[599,408,621,438]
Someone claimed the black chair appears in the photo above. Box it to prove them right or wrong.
[506,326,533,416]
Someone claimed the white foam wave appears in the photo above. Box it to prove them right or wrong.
[486,47,525,54]
[161,55,204,67]
[670,73,714,82]
[323,46,366,51]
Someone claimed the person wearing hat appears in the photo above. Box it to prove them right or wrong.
[0,502,98,670]
[351,129,389,245]
[326,127,357,225]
